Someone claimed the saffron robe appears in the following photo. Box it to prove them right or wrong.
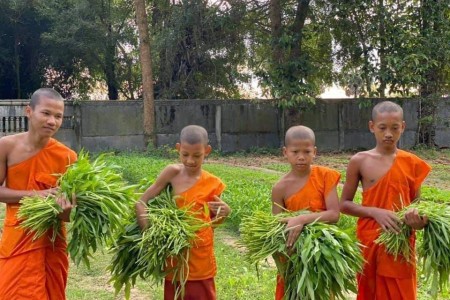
[275,166,341,300]
[356,150,431,300]
[0,138,77,300]
[164,170,225,300]
[164,278,215,300]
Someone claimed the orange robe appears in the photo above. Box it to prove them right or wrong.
[164,170,226,300]
[0,138,77,300]
[275,166,341,300]
[356,150,431,300]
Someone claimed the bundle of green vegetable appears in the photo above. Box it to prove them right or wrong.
[108,188,208,300]
[18,151,136,267]
[108,216,143,299]
[17,195,63,242]
[239,211,364,300]
[375,201,450,296]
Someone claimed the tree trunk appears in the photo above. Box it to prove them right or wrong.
[289,0,310,61]
[417,0,438,147]
[105,34,119,100]
[134,0,155,146]
[14,25,21,99]
[269,0,282,65]
[377,0,386,97]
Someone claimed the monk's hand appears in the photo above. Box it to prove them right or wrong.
[280,215,305,250]
[208,196,231,220]
[404,208,428,230]
[56,193,76,222]
[370,207,401,233]
[35,187,59,198]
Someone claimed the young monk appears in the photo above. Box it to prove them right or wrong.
[135,125,231,300]
[0,88,77,299]
[340,101,431,300]
[272,125,341,300]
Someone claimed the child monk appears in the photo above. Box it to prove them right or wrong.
[340,101,431,300]
[135,125,231,300]
[272,125,341,300]
[0,88,77,299]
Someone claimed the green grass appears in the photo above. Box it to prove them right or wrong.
[64,228,276,300]
[1,149,449,299]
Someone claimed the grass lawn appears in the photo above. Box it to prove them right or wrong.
[65,228,276,300]
[0,149,449,299]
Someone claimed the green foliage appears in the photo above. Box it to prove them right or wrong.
[247,0,333,106]
[17,151,137,268]
[37,0,139,100]
[0,0,50,98]
[146,144,179,159]
[109,188,207,299]
[203,164,279,230]
[4,151,450,299]
[329,0,450,97]
[17,195,63,242]
[152,0,249,99]
[1,0,448,103]
[107,218,142,299]
[375,200,450,297]
[239,211,364,300]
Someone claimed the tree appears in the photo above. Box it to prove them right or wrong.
[37,0,138,100]
[151,0,248,99]
[0,0,50,99]
[134,0,155,145]
[246,0,333,106]
[329,0,450,145]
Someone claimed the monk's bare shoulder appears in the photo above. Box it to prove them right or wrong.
[272,173,291,194]
[349,150,374,162]
[348,150,378,169]
[0,134,25,157]
[158,164,182,181]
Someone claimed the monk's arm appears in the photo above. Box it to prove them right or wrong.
[271,181,286,215]
[0,139,50,203]
[340,155,400,233]
[0,183,56,204]
[135,165,177,229]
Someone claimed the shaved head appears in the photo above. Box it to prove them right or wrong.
[284,125,315,146]
[30,88,64,109]
[372,101,403,121]
[180,125,209,145]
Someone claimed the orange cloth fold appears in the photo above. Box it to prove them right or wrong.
[0,138,77,299]
[164,278,216,300]
[275,166,341,300]
[165,170,225,299]
[0,246,68,300]
[356,150,431,300]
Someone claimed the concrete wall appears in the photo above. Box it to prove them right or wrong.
[1,98,449,152]
[78,101,145,152]
[155,100,281,152]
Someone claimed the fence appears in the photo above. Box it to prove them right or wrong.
[1,98,449,152]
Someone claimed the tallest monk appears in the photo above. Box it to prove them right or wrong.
[340,101,431,300]
[0,88,77,299]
